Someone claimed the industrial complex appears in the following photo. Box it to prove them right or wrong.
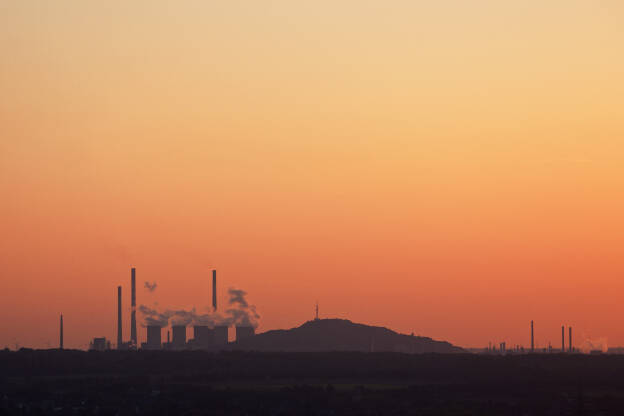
[50,267,589,354]
[86,268,255,351]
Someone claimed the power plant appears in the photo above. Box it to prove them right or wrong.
[94,267,258,351]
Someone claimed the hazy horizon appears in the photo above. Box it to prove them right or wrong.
[2,1,623,350]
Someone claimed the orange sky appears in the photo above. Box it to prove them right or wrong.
[1,1,624,350]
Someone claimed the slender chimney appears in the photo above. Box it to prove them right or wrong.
[60,314,63,350]
[212,269,217,312]
[131,267,137,346]
[569,326,572,352]
[117,286,123,349]
[561,325,565,353]
[530,320,534,352]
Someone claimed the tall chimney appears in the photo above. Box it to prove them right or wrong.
[131,267,137,347]
[60,314,63,350]
[117,286,123,349]
[212,269,217,312]
[569,326,572,352]
[561,325,565,352]
[530,320,534,352]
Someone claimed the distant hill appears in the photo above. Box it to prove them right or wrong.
[230,319,463,353]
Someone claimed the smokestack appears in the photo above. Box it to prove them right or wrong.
[59,314,63,350]
[530,320,534,352]
[569,326,573,352]
[561,325,565,353]
[131,267,137,347]
[117,286,123,349]
[212,269,217,312]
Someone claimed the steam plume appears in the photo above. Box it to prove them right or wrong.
[580,336,608,353]
[139,286,260,329]
[138,305,170,327]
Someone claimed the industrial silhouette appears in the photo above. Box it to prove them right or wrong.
[76,267,588,355]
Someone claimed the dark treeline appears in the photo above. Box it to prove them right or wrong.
[2,350,624,415]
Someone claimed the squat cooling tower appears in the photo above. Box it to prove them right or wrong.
[193,325,213,349]
[146,325,162,350]
[214,325,228,345]
[172,325,187,350]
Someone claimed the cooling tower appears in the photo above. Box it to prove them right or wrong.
[172,325,187,349]
[193,325,213,349]
[213,325,228,345]
[146,325,162,350]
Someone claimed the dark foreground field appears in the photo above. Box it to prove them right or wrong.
[2,350,624,415]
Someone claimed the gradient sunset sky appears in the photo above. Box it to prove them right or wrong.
[2,1,623,350]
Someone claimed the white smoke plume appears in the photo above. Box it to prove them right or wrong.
[168,308,196,326]
[579,336,608,353]
[138,305,171,328]
[144,281,157,292]
[225,288,259,327]
[139,286,260,329]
